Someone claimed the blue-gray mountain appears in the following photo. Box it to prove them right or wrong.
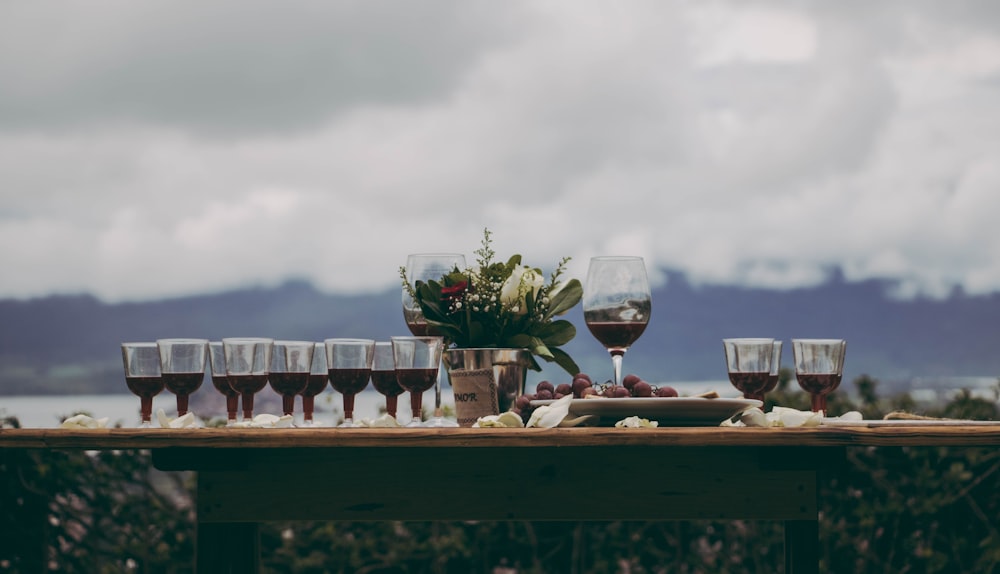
[1,273,999,395]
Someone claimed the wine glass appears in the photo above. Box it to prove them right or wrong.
[370,341,403,419]
[121,342,164,427]
[156,338,208,417]
[269,341,315,418]
[299,342,329,426]
[723,338,774,402]
[582,256,652,389]
[403,253,465,428]
[391,336,444,427]
[792,339,847,414]
[324,338,374,427]
[209,342,239,425]
[223,338,273,421]
[762,340,783,397]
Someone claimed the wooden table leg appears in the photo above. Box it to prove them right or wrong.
[196,522,260,574]
[784,519,818,574]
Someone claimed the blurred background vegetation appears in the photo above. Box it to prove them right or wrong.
[2,374,999,573]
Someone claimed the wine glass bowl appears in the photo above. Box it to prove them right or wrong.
[121,342,164,427]
[583,256,652,388]
[209,342,239,425]
[324,338,374,427]
[391,336,444,427]
[269,341,315,418]
[370,341,403,419]
[156,338,208,417]
[723,338,775,402]
[223,338,273,421]
[792,339,847,414]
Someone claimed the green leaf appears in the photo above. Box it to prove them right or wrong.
[546,278,582,318]
[534,320,576,347]
[547,346,580,376]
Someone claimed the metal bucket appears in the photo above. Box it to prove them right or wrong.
[446,348,531,425]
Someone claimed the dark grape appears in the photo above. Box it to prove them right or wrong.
[580,387,598,398]
[573,373,592,383]
[608,386,629,398]
[622,374,641,390]
[536,381,555,394]
[571,378,593,397]
[656,386,678,397]
[555,383,572,396]
[536,389,554,400]
[632,381,653,397]
[515,395,533,410]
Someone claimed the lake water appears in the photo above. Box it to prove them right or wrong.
[0,381,731,428]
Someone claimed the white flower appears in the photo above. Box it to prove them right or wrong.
[500,266,545,313]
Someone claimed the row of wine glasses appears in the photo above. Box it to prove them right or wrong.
[121,336,445,427]
[724,338,847,412]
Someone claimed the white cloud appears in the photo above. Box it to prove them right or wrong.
[0,1,999,301]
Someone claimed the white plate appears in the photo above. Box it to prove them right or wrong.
[822,418,1000,427]
[529,397,762,427]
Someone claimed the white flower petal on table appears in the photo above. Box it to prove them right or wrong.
[614,416,658,428]
[60,414,109,429]
[527,394,573,428]
[358,414,401,428]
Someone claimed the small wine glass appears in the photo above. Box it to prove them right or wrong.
[269,341,315,418]
[583,256,652,389]
[370,341,403,419]
[223,338,273,421]
[121,342,164,427]
[403,253,465,427]
[723,338,774,402]
[299,343,329,426]
[391,336,444,427]
[792,339,847,414]
[156,338,208,417]
[762,340,783,397]
[325,338,374,427]
[209,342,239,425]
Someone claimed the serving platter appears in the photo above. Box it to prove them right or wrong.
[529,397,762,426]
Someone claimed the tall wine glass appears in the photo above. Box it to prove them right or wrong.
[392,336,444,427]
[723,338,774,401]
[209,342,239,425]
[299,343,329,426]
[403,253,465,428]
[583,256,652,389]
[792,339,847,414]
[269,341,314,418]
[325,338,374,427]
[122,342,163,427]
[223,337,273,421]
[156,338,208,416]
[370,341,403,418]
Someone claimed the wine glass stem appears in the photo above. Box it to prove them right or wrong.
[302,395,314,422]
[140,397,153,423]
[242,393,254,420]
[611,351,624,387]
[226,395,239,422]
[386,395,398,418]
[282,395,295,417]
[811,394,827,414]
[410,392,422,421]
[176,394,189,416]
[343,393,356,421]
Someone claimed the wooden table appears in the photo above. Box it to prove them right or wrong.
[4,425,1000,573]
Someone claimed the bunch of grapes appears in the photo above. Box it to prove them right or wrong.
[512,373,679,424]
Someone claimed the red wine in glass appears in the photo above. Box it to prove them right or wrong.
[161,372,204,416]
[328,367,371,424]
[126,375,164,425]
[796,373,842,413]
[585,321,648,351]
[300,373,328,425]
[269,372,310,417]
[211,375,240,423]
[371,370,403,418]
[396,367,438,421]
[728,371,771,402]
[228,374,269,420]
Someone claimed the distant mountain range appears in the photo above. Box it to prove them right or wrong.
[1,273,999,396]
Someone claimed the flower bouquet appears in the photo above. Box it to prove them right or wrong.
[401,229,583,424]
[401,229,583,375]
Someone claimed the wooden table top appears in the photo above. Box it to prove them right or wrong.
[3,425,1000,449]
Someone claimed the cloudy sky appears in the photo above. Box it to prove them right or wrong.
[1,0,999,302]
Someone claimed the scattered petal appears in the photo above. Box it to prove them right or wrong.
[614,416,658,428]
